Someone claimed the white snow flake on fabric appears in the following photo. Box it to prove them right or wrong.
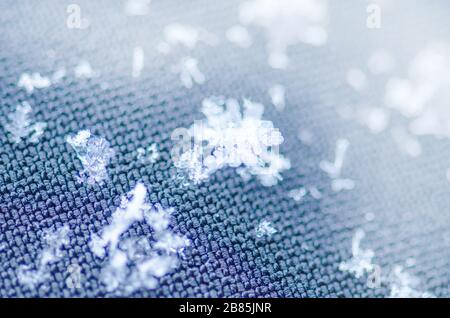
[239,0,328,69]
[18,225,70,289]
[255,220,277,238]
[17,73,51,93]
[320,139,355,192]
[172,97,291,186]
[74,60,96,78]
[388,266,435,298]
[339,229,376,279]
[4,101,46,144]
[172,57,205,88]
[268,84,286,111]
[89,183,189,294]
[66,130,115,185]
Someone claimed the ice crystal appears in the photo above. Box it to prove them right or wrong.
[268,84,286,111]
[255,220,277,238]
[158,23,218,54]
[339,229,376,279]
[136,143,159,164]
[132,46,144,78]
[4,102,46,144]
[172,97,290,186]
[18,225,70,289]
[239,0,328,68]
[74,60,96,78]
[89,183,189,293]
[173,57,205,88]
[320,139,355,192]
[66,130,115,185]
[226,25,252,48]
[17,72,51,93]
[388,266,434,298]
[288,186,322,201]
[124,0,151,16]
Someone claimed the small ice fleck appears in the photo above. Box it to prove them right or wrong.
[132,46,144,78]
[365,212,375,222]
[255,220,277,238]
[124,0,151,16]
[173,57,205,88]
[226,25,252,48]
[137,143,159,163]
[74,60,96,78]
[4,102,47,144]
[269,84,286,112]
[18,73,51,94]
[339,229,375,278]
[346,68,367,92]
[288,188,307,202]
[331,178,355,192]
[298,129,314,145]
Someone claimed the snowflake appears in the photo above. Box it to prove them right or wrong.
[136,143,159,164]
[89,183,189,294]
[18,225,70,289]
[388,266,435,298]
[17,72,51,93]
[255,220,277,238]
[172,97,290,186]
[74,60,96,78]
[320,139,355,192]
[4,102,46,144]
[172,57,205,88]
[66,130,115,185]
[339,229,376,278]
[239,0,328,68]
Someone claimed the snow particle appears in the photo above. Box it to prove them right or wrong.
[132,46,144,78]
[4,102,46,144]
[226,25,252,48]
[18,73,51,93]
[255,220,277,238]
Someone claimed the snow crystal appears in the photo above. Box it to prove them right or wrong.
[269,84,286,111]
[346,68,367,92]
[66,130,115,185]
[89,183,189,294]
[226,25,252,48]
[4,102,46,144]
[388,266,434,298]
[17,73,51,93]
[339,229,376,279]
[172,97,291,186]
[255,220,277,238]
[18,225,70,289]
[320,139,355,192]
[239,0,328,68]
[385,42,450,139]
[74,60,96,78]
[124,0,151,16]
[172,57,205,88]
[132,46,144,78]
[158,23,218,54]
[136,143,159,163]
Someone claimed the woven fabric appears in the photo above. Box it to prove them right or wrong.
[1,0,450,297]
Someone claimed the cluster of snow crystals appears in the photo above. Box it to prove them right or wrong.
[388,266,434,298]
[74,60,96,78]
[288,186,322,201]
[226,25,253,48]
[268,84,286,112]
[66,130,115,185]
[255,220,277,238]
[132,46,144,78]
[339,229,376,279]
[385,42,450,139]
[157,23,218,54]
[89,183,189,293]
[4,102,47,144]
[136,143,159,163]
[239,0,328,69]
[172,57,205,88]
[124,0,151,16]
[173,97,291,186]
[18,225,70,289]
[320,139,355,192]
[17,73,51,93]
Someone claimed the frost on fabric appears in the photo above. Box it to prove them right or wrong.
[172,97,291,187]
[124,0,151,16]
[132,46,144,78]
[17,73,51,93]
[320,139,355,192]
[66,130,115,185]
[385,42,450,139]
[339,229,376,279]
[388,266,435,298]
[172,57,205,88]
[239,0,328,69]
[157,23,218,54]
[89,183,189,293]
[255,220,277,238]
[4,102,46,144]
[18,225,70,289]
